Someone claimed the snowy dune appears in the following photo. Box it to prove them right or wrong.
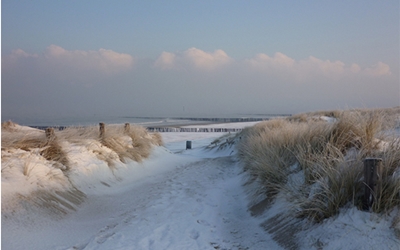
[2,121,400,249]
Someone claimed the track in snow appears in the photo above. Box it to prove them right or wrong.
[68,155,281,250]
[3,142,282,250]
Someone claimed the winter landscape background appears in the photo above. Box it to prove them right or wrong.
[2,107,400,249]
[2,1,399,249]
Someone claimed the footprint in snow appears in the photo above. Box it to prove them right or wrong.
[222,217,230,224]
[96,232,115,244]
[197,219,210,226]
[189,229,200,240]
[98,223,118,233]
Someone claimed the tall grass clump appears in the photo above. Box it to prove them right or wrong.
[237,108,400,222]
[238,119,308,198]
[1,121,70,170]
[56,124,163,164]
[2,122,163,169]
[2,121,47,150]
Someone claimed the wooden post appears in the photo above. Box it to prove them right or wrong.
[99,123,105,138]
[186,141,192,150]
[124,123,130,133]
[45,127,55,143]
[363,158,382,210]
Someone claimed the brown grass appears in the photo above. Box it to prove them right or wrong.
[40,141,70,169]
[237,108,400,222]
[2,122,162,168]
[2,122,163,217]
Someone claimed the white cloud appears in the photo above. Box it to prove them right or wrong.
[245,52,392,80]
[2,45,137,90]
[364,62,391,76]
[43,45,134,74]
[350,63,361,73]
[44,45,68,57]
[3,49,38,67]
[300,56,345,74]
[4,46,392,88]
[4,45,134,75]
[154,52,176,70]
[183,48,233,70]
[246,52,295,69]
[154,47,233,71]
[10,49,39,58]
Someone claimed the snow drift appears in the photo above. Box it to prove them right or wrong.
[1,121,163,218]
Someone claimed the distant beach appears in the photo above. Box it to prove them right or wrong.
[23,115,290,130]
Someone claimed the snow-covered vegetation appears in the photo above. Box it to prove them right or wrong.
[1,122,163,217]
[236,108,400,238]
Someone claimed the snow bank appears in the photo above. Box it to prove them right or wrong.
[1,123,168,217]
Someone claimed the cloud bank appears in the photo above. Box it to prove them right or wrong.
[245,53,391,80]
[2,45,397,124]
[4,45,391,81]
[153,48,392,83]
[45,45,133,74]
[4,45,134,76]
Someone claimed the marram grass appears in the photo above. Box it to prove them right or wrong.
[237,108,400,223]
[2,122,163,171]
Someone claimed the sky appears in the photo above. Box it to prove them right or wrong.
[2,0,399,124]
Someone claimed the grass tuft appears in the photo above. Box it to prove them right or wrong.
[2,122,162,169]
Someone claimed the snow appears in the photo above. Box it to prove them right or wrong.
[298,207,400,249]
[2,122,399,249]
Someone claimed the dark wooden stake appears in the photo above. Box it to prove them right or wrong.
[124,123,130,133]
[99,123,105,138]
[186,141,192,150]
[363,158,382,210]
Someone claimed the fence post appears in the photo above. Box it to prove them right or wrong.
[99,123,105,138]
[124,123,130,133]
[363,158,382,210]
[186,141,192,150]
[45,127,55,143]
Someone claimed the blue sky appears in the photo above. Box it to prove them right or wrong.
[2,1,399,124]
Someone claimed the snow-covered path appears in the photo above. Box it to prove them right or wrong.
[72,156,278,250]
[3,132,281,250]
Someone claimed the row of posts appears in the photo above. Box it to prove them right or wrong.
[146,127,243,133]
[99,122,131,138]
[45,123,382,211]
[45,123,131,142]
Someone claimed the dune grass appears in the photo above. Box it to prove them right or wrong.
[237,107,400,223]
[2,121,163,171]
[2,121,164,215]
